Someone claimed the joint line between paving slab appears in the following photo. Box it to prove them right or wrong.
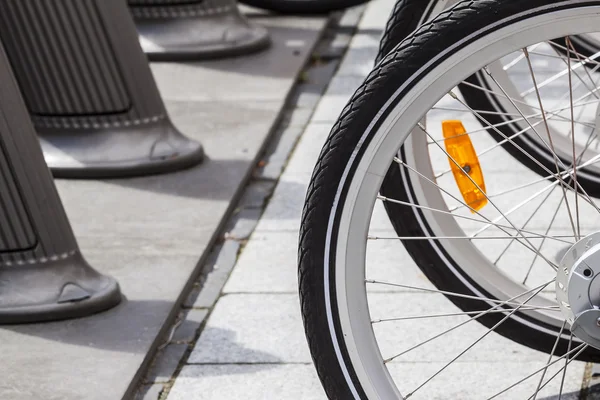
[132,8,367,400]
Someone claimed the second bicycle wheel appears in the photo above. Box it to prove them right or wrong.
[300,0,600,399]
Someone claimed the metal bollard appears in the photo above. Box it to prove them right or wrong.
[129,0,271,61]
[0,0,204,179]
[0,41,122,324]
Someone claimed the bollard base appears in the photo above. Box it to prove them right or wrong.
[37,118,205,179]
[135,13,271,61]
[0,253,122,324]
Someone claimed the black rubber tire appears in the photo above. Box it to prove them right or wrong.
[376,0,600,63]
[375,0,432,64]
[377,0,600,197]
[239,0,369,14]
[299,1,600,398]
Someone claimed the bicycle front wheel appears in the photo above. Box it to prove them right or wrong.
[300,1,600,399]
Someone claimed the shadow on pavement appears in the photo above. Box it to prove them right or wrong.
[1,300,282,371]
[1,299,176,353]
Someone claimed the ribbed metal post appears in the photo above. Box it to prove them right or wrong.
[0,40,121,323]
[0,0,204,179]
[130,0,271,61]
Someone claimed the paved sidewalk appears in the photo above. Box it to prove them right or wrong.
[165,1,396,398]
[165,1,597,399]
[0,10,330,400]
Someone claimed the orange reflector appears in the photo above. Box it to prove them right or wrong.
[442,120,487,213]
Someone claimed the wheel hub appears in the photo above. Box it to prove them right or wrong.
[557,231,600,349]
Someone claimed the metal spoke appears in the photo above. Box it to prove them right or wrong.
[520,49,600,96]
[493,182,560,268]
[435,118,547,180]
[404,282,552,398]
[491,123,596,272]
[564,37,600,101]
[447,89,600,217]
[369,234,574,242]
[431,99,599,147]
[378,195,573,245]
[487,343,587,400]
[371,307,560,324]
[470,179,560,238]
[496,128,596,273]
[366,280,553,309]
[531,320,567,400]
[422,123,566,269]
[431,99,597,130]
[394,158,565,263]
[434,96,600,180]
[548,39,600,67]
[504,43,544,70]
[485,57,578,238]
[549,41,600,104]
[460,79,596,128]
[526,344,589,400]
[521,193,564,284]
[431,106,513,115]
[558,331,574,399]
[566,37,581,241]
[450,151,600,213]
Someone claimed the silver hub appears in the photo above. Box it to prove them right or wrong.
[557,231,600,349]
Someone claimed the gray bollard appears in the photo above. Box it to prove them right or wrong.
[0,41,121,323]
[0,0,204,179]
[129,0,271,61]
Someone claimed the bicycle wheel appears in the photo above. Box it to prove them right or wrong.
[377,0,600,197]
[300,1,600,399]
[239,0,369,14]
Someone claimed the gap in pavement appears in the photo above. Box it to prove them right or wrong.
[133,6,367,400]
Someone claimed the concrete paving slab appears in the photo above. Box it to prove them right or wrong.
[168,364,324,400]
[224,229,432,294]
[288,58,341,110]
[255,173,311,232]
[151,17,327,103]
[311,75,365,123]
[314,6,365,59]
[255,172,395,233]
[359,0,396,31]
[0,14,330,400]
[284,123,332,175]
[224,232,299,294]
[188,294,311,364]
[335,32,381,77]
